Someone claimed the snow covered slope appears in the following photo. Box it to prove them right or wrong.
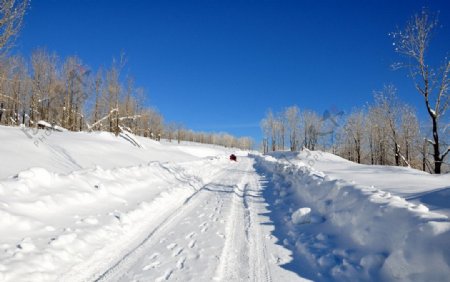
[0,125,229,179]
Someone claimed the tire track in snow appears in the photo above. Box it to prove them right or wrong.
[93,156,273,281]
[214,182,250,281]
[246,173,273,282]
[93,168,230,282]
[214,158,272,282]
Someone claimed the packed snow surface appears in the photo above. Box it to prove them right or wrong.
[0,126,449,281]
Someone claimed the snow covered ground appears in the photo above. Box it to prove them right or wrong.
[256,152,450,281]
[273,150,450,217]
[0,126,449,281]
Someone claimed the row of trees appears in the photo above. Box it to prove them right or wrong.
[164,126,253,150]
[0,49,253,150]
[339,86,426,169]
[0,50,155,134]
[261,85,448,173]
[261,107,325,153]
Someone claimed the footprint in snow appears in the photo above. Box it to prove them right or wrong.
[185,232,196,239]
[172,247,183,257]
[142,261,161,271]
[156,269,173,282]
[166,243,177,250]
[188,240,196,248]
[177,257,186,269]
[149,252,159,260]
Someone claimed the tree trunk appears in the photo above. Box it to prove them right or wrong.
[431,116,441,174]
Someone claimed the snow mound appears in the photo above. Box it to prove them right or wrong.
[292,208,311,224]
[255,153,450,281]
[0,156,228,281]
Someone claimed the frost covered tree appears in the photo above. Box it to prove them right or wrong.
[284,105,301,151]
[400,106,421,168]
[301,110,321,150]
[261,110,277,151]
[373,86,405,166]
[342,110,365,163]
[392,10,449,173]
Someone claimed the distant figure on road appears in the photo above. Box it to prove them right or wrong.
[229,154,237,161]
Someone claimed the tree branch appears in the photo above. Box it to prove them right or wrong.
[442,146,450,160]
[86,108,118,131]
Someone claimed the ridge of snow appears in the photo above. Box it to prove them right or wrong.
[255,153,450,281]
[0,158,227,281]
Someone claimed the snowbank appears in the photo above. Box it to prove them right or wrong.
[0,157,229,281]
[255,153,450,281]
[273,150,450,217]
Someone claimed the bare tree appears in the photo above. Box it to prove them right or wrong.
[301,110,322,150]
[1,55,29,125]
[261,110,277,151]
[0,0,28,54]
[62,56,89,131]
[342,110,365,163]
[30,50,62,126]
[392,10,449,173]
[91,68,104,131]
[400,106,420,167]
[373,86,404,166]
[238,136,253,150]
[366,103,390,165]
[285,105,301,151]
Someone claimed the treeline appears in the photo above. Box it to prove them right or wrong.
[0,49,253,150]
[261,85,448,173]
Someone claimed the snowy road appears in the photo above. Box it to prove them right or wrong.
[95,157,300,282]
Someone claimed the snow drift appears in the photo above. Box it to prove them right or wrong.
[0,157,230,281]
[255,153,450,281]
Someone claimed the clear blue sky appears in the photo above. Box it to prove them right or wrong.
[16,0,450,142]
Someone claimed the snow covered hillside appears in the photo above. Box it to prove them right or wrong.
[0,126,449,281]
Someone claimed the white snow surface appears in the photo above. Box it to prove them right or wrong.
[0,126,449,281]
[272,150,450,217]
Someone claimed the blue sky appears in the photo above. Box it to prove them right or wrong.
[16,0,450,142]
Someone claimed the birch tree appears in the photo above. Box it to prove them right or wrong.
[285,105,301,151]
[343,110,365,163]
[301,110,322,150]
[392,10,449,173]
